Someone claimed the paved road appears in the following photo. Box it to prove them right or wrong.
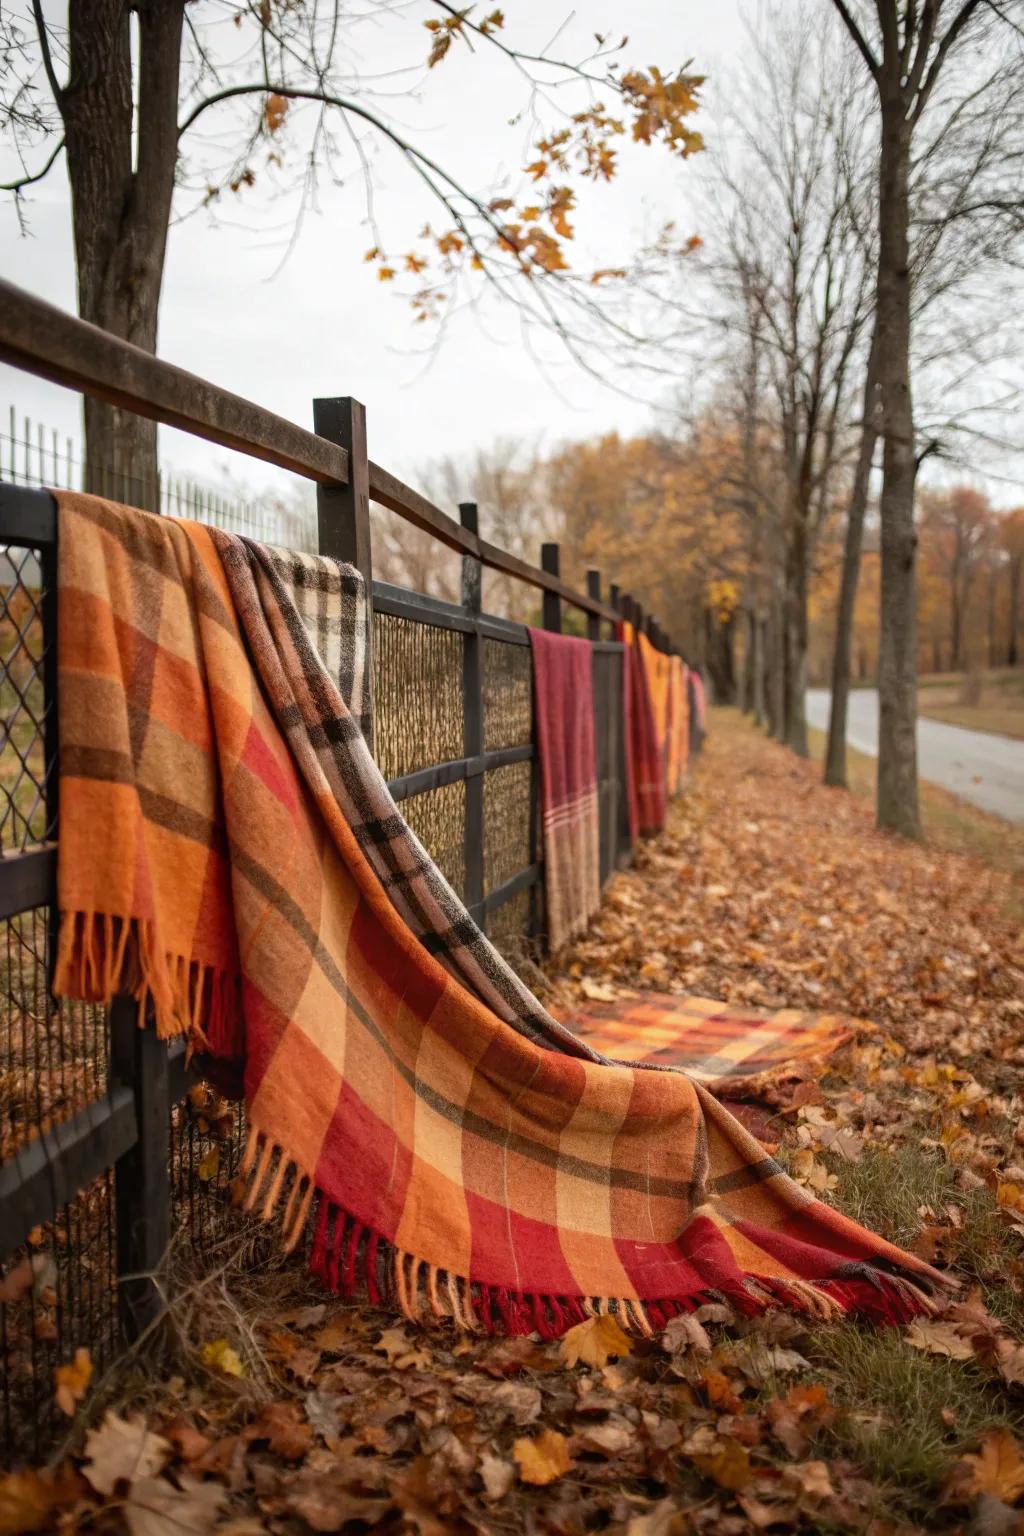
[805,688,1024,824]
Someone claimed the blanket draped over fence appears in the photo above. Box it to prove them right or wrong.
[666,656,689,800]
[618,621,668,836]
[55,493,947,1333]
[528,628,601,952]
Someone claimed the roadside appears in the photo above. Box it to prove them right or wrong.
[805,688,1024,830]
[5,715,1024,1535]
[917,669,1024,742]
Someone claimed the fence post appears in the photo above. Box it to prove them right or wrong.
[460,502,486,928]
[110,997,171,1339]
[313,396,374,748]
[585,569,602,644]
[541,543,562,633]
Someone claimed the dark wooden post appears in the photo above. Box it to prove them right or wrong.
[541,543,562,633]
[313,396,374,749]
[585,569,602,643]
[609,582,620,618]
[460,502,485,928]
[111,997,170,1339]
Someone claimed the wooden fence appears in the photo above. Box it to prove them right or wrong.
[0,278,683,1463]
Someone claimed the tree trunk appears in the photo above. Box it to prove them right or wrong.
[1009,555,1021,667]
[784,526,809,757]
[874,90,921,839]
[61,0,185,512]
[752,613,766,726]
[824,324,881,788]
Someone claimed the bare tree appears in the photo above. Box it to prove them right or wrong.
[827,0,1024,837]
[691,4,875,755]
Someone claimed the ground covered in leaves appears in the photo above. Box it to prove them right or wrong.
[4,711,1024,1536]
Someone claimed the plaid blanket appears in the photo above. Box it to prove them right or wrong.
[666,656,689,798]
[55,493,947,1332]
[618,622,667,836]
[559,993,853,1097]
[528,628,601,952]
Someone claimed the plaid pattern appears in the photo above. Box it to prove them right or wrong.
[528,628,601,952]
[227,538,591,1061]
[559,993,853,1095]
[55,492,948,1333]
[618,621,667,836]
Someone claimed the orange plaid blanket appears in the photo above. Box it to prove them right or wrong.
[558,993,854,1097]
[55,493,947,1334]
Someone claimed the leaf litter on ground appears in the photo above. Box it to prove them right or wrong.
[4,714,1024,1533]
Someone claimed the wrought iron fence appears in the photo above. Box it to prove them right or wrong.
[0,277,682,1465]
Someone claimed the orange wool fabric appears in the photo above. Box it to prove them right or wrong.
[560,993,853,1098]
[666,656,690,798]
[55,492,950,1334]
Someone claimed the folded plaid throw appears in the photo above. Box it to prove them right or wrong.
[528,628,601,952]
[619,621,667,836]
[55,493,947,1332]
[559,993,853,1096]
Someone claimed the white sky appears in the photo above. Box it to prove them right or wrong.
[1,0,748,506]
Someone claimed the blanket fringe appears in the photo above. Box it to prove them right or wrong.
[54,910,243,1053]
[241,1124,944,1340]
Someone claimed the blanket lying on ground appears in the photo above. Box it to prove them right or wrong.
[558,993,854,1097]
[55,492,947,1332]
[528,627,601,952]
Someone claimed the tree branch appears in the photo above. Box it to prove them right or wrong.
[0,134,66,193]
[31,0,64,105]
[828,0,880,77]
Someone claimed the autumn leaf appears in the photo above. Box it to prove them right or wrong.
[513,1428,573,1485]
[558,1312,633,1369]
[54,1347,92,1415]
[904,1318,976,1361]
[83,1412,171,1494]
[245,1400,314,1461]
[0,1466,85,1536]
[682,1426,752,1491]
[197,1145,220,1182]
[949,1429,1024,1505]
[200,1338,245,1378]
[0,1257,33,1304]
[479,1451,514,1500]
[122,1472,225,1536]
[264,92,289,133]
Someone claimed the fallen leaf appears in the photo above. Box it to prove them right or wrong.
[200,1338,245,1377]
[83,1412,171,1494]
[950,1429,1024,1505]
[0,1465,85,1536]
[688,1433,752,1491]
[905,1318,976,1361]
[123,1472,225,1536]
[54,1347,92,1415]
[0,1258,33,1305]
[513,1428,573,1485]
[478,1451,514,1500]
[245,1400,314,1460]
[558,1312,633,1369]
[662,1313,712,1357]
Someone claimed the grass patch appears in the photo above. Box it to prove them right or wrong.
[808,1321,1024,1506]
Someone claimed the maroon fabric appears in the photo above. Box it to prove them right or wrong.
[528,628,601,950]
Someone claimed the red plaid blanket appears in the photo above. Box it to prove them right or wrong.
[55,493,948,1335]
[528,628,601,951]
[618,621,667,836]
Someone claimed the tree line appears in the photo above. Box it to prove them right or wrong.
[4,0,1022,840]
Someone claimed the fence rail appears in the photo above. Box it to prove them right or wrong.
[0,276,682,1464]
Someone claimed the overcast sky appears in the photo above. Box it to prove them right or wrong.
[1,0,752,507]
